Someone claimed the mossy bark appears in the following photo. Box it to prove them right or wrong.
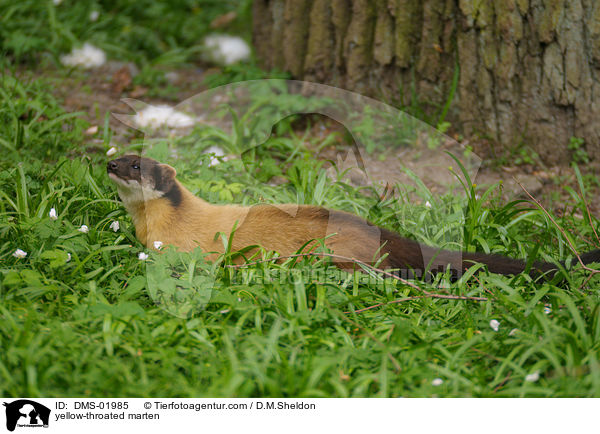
[253,0,600,164]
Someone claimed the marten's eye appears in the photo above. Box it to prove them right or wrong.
[132,163,140,170]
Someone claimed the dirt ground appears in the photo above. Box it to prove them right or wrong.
[33,62,600,217]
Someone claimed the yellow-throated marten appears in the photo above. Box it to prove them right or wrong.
[107,154,600,279]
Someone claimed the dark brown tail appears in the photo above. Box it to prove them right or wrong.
[379,227,600,279]
[462,248,600,280]
[461,251,556,278]
[579,249,600,267]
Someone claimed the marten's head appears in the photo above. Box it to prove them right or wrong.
[107,155,181,206]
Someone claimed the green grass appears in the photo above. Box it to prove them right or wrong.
[1,69,600,398]
[1,0,252,66]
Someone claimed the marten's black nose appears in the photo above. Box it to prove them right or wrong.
[107,161,118,172]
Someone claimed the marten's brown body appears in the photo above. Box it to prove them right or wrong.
[108,155,600,278]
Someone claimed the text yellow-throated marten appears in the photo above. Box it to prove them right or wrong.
[108,154,600,279]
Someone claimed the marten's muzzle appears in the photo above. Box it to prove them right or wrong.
[107,157,142,183]
[107,160,118,172]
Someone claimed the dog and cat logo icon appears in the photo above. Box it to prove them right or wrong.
[3,400,50,431]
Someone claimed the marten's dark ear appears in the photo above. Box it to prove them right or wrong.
[159,164,177,180]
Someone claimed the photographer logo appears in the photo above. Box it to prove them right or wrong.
[3,400,50,432]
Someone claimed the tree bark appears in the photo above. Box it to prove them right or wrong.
[252,0,600,164]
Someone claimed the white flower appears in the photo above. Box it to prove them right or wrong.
[53,0,62,5]
[204,145,225,167]
[106,146,118,156]
[109,221,120,232]
[85,125,98,135]
[60,43,106,68]
[167,110,195,128]
[78,224,89,233]
[49,207,58,220]
[525,371,540,382]
[13,249,27,259]
[138,252,149,261]
[509,328,518,336]
[425,201,432,208]
[89,10,99,21]
[489,319,500,332]
[153,241,163,250]
[133,105,194,129]
[204,34,251,65]
[431,378,443,386]
[165,71,179,84]
[66,253,72,262]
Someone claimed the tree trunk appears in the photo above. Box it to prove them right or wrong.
[252,0,600,164]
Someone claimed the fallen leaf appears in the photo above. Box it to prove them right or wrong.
[129,85,147,98]
[210,11,237,28]
[111,66,132,95]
